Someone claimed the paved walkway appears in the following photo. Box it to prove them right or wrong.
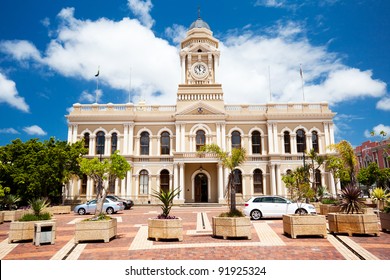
[0,206,389,260]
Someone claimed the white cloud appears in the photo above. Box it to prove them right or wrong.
[0,72,30,112]
[23,125,47,136]
[79,89,102,103]
[0,128,20,134]
[0,7,386,108]
[127,0,155,28]
[364,124,390,139]
[255,0,286,8]
[0,40,41,61]
[376,95,390,111]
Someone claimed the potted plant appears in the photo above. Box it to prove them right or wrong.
[8,198,53,243]
[199,144,251,240]
[147,187,183,241]
[75,151,130,243]
[282,166,327,239]
[371,187,389,212]
[1,194,26,222]
[328,185,380,236]
[379,199,390,232]
[319,196,342,216]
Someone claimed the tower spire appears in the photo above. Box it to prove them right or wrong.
[198,5,201,19]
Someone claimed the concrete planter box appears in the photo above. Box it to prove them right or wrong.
[3,210,29,222]
[379,212,390,232]
[74,218,117,243]
[328,213,380,236]
[311,202,321,214]
[0,211,4,224]
[8,221,35,243]
[283,214,327,238]
[148,218,183,241]
[319,204,342,216]
[47,206,71,215]
[212,216,252,240]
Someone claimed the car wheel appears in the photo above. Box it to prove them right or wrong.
[78,208,86,215]
[106,207,114,214]
[250,209,262,220]
[295,208,308,215]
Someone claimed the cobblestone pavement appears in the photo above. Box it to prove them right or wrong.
[0,206,389,260]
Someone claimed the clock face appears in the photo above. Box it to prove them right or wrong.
[192,63,208,78]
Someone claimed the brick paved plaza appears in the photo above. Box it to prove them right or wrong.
[1,205,389,261]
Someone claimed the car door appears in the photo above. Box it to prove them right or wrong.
[258,196,275,217]
[272,197,289,217]
[86,199,97,213]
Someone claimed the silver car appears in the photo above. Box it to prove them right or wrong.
[74,198,124,215]
[243,195,317,220]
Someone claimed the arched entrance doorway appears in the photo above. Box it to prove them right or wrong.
[195,173,208,202]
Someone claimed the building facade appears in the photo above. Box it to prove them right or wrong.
[66,16,339,204]
[355,139,390,170]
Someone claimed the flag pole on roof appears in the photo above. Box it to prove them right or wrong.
[95,66,100,103]
[300,64,305,102]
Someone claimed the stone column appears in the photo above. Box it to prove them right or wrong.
[179,163,185,200]
[218,163,224,202]
[126,170,132,198]
[267,122,274,154]
[270,164,276,195]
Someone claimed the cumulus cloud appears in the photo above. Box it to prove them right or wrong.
[0,73,30,112]
[23,125,47,136]
[364,124,390,138]
[255,0,286,8]
[127,0,155,28]
[0,6,386,108]
[0,128,20,134]
[376,96,390,111]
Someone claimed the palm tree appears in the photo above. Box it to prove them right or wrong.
[199,144,246,215]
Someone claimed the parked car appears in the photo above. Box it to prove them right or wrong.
[243,195,317,220]
[106,195,134,209]
[74,198,124,215]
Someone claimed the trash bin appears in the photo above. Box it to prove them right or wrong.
[33,221,56,246]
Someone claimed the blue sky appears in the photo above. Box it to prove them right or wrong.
[0,0,389,147]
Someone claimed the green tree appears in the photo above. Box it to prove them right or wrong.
[79,151,131,218]
[329,140,358,187]
[0,138,87,205]
[306,148,326,199]
[357,162,380,188]
[282,166,315,208]
[199,144,246,215]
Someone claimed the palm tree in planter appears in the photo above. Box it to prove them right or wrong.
[199,144,251,240]
[1,194,22,222]
[147,187,183,241]
[328,185,380,236]
[282,166,327,239]
[8,198,53,243]
[75,151,131,243]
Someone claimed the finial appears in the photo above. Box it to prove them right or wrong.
[198,5,201,19]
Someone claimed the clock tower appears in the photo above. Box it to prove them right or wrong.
[176,16,224,111]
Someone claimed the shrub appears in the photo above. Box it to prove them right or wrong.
[219,209,245,217]
[19,212,51,221]
[340,185,364,214]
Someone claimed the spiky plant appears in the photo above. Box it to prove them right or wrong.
[340,185,363,214]
[29,198,50,216]
[151,187,180,219]
[3,194,21,210]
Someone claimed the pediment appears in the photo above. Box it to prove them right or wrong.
[176,101,225,116]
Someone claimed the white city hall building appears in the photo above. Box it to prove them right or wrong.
[66,16,339,205]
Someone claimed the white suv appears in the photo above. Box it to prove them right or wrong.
[243,195,317,220]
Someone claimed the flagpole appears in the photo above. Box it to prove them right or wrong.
[128,67,132,103]
[95,66,100,103]
[300,64,305,102]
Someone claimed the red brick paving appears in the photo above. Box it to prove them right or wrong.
[0,206,389,260]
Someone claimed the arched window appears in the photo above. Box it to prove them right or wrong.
[96,131,105,155]
[284,131,291,154]
[140,131,150,155]
[233,169,242,194]
[231,130,241,149]
[111,132,118,154]
[196,130,206,151]
[161,131,170,155]
[253,169,263,193]
[83,133,90,150]
[312,131,319,153]
[81,175,87,196]
[160,169,170,193]
[139,170,149,194]
[315,170,322,190]
[296,129,306,153]
[251,131,261,154]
